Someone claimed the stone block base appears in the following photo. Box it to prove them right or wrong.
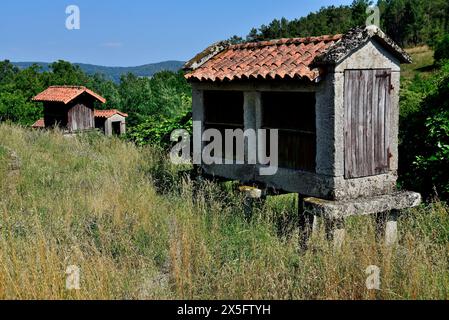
[303,191,422,220]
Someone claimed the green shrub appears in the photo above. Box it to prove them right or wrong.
[127,111,192,148]
[434,34,449,65]
[400,62,449,200]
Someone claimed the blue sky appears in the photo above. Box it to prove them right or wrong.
[0,0,353,66]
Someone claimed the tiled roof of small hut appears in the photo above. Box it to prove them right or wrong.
[32,86,106,104]
[184,26,412,83]
[32,118,45,128]
[94,109,128,118]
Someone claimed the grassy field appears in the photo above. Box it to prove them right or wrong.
[0,124,448,300]
[402,46,436,81]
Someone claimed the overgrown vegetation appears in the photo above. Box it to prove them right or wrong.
[127,111,192,148]
[400,60,449,200]
[0,125,447,299]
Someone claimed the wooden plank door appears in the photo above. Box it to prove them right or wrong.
[344,69,391,179]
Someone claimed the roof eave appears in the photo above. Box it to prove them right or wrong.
[183,40,231,74]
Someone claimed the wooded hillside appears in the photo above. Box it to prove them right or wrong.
[232,0,449,47]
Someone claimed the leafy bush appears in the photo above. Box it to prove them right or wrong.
[434,34,449,64]
[0,91,42,125]
[400,62,449,200]
[118,71,191,127]
[127,111,192,148]
[399,73,437,118]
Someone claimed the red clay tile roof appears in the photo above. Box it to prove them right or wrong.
[184,27,412,83]
[185,34,343,82]
[32,118,45,128]
[94,109,128,118]
[32,86,106,104]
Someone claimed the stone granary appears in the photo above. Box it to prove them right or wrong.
[184,26,422,247]
[94,109,128,136]
[32,86,106,133]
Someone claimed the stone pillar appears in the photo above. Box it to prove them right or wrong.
[105,118,112,136]
[298,195,315,250]
[244,91,257,164]
[192,88,205,165]
[239,186,264,220]
[376,210,399,246]
[325,218,346,251]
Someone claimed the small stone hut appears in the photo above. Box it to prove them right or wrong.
[184,26,421,245]
[94,109,128,136]
[32,86,106,133]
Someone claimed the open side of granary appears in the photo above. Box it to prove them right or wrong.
[184,26,422,247]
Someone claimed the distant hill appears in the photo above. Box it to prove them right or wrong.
[12,60,185,83]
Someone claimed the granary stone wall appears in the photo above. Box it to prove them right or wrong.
[331,39,401,200]
[103,114,127,136]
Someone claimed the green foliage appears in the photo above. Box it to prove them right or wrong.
[0,59,191,132]
[118,71,191,126]
[127,111,192,148]
[0,60,19,84]
[245,6,355,42]
[400,73,438,118]
[239,0,449,47]
[0,91,40,125]
[434,34,449,64]
[400,62,449,200]
[45,60,90,86]
[0,61,44,125]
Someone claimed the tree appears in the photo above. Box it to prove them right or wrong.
[44,60,90,86]
[0,91,41,125]
[0,60,19,84]
[351,0,371,27]
[232,0,449,47]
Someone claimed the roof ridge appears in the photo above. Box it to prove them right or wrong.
[230,34,343,50]
[49,85,87,89]
[32,86,106,104]
[94,109,128,118]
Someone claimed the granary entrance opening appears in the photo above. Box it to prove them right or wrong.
[261,92,316,172]
[112,121,122,136]
[344,69,392,179]
[203,90,244,159]
[95,118,105,134]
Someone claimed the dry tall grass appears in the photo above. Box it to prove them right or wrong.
[0,124,447,300]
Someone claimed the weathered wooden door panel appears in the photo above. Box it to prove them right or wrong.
[344,69,391,179]
[68,104,94,132]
